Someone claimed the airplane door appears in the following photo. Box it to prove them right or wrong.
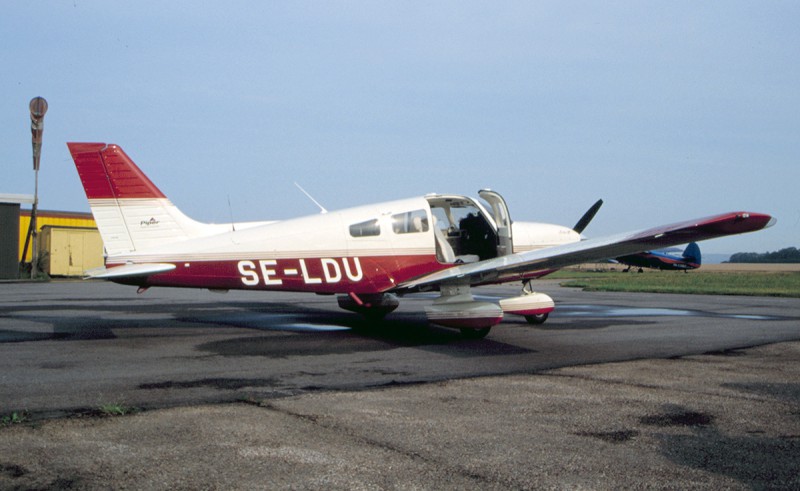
[478,189,513,257]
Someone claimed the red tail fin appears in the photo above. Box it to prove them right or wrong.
[67,143,166,200]
[67,142,211,255]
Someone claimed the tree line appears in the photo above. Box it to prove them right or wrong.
[727,247,800,263]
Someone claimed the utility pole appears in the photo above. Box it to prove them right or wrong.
[28,96,48,279]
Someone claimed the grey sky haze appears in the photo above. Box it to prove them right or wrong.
[2,1,798,255]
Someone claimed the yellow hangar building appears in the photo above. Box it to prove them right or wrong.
[19,209,104,277]
[1,194,103,279]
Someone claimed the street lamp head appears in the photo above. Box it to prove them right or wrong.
[29,97,47,171]
[30,97,48,120]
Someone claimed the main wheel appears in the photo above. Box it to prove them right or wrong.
[524,313,549,325]
[460,327,492,339]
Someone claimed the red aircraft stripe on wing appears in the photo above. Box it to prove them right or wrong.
[67,142,166,200]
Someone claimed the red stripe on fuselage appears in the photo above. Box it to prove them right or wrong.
[107,254,448,294]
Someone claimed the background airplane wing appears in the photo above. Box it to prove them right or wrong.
[398,211,774,291]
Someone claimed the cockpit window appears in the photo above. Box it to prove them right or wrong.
[392,210,429,234]
[349,219,380,237]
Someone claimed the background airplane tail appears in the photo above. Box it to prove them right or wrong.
[682,242,702,265]
[67,142,214,256]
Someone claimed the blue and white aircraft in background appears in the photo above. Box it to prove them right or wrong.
[615,242,701,272]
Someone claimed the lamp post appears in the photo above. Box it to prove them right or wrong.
[29,96,47,279]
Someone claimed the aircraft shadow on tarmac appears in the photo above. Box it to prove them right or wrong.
[2,298,664,356]
[1,298,536,356]
[188,301,536,358]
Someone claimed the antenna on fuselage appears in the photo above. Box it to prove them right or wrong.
[294,182,328,214]
[227,195,236,232]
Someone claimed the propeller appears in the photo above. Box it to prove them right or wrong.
[572,199,603,234]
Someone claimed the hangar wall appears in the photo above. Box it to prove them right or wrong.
[39,226,104,276]
[0,203,21,279]
[18,210,97,262]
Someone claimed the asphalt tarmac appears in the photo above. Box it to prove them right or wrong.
[1,280,799,489]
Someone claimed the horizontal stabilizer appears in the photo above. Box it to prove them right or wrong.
[85,263,176,279]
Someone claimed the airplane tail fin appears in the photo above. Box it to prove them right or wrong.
[67,142,212,256]
[682,242,702,265]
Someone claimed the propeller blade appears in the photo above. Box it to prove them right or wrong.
[573,199,603,234]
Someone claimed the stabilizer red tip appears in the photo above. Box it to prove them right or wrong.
[67,142,166,200]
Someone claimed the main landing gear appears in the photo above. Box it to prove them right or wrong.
[340,281,555,340]
[500,280,554,325]
[425,284,504,338]
[425,281,556,338]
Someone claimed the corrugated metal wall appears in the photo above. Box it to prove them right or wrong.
[18,210,97,262]
[40,226,104,276]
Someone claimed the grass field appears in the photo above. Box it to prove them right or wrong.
[552,269,800,297]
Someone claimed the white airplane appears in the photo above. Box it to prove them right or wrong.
[67,142,775,338]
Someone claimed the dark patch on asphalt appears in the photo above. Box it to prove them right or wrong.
[0,330,57,343]
[654,426,800,488]
[198,330,533,358]
[639,403,800,486]
[640,410,714,427]
[1,463,25,478]
[195,310,535,358]
[53,320,117,340]
[533,318,654,331]
[198,332,395,358]
[370,368,413,376]
[50,477,82,490]
[39,362,77,370]
[554,304,786,322]
[575,430,640,443]
[139,378,281,390]
[703,348,747,357]
[722,382,800,404]
[419,338,534,357]
[0,300,337,343]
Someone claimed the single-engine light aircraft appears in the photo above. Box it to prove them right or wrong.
[67,143,775,338]
[615,242,701,273]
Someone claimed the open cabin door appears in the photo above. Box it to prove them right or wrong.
[478,189,513,257]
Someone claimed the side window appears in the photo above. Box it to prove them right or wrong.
[392,210,430,234]
[349,219,380,237]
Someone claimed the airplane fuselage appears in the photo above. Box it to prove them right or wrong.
[107,195,580,294]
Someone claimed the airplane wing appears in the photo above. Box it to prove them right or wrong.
[398,211,774,291]
[85,263,177,279]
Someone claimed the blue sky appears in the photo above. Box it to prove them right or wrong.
[2,1,798,255]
